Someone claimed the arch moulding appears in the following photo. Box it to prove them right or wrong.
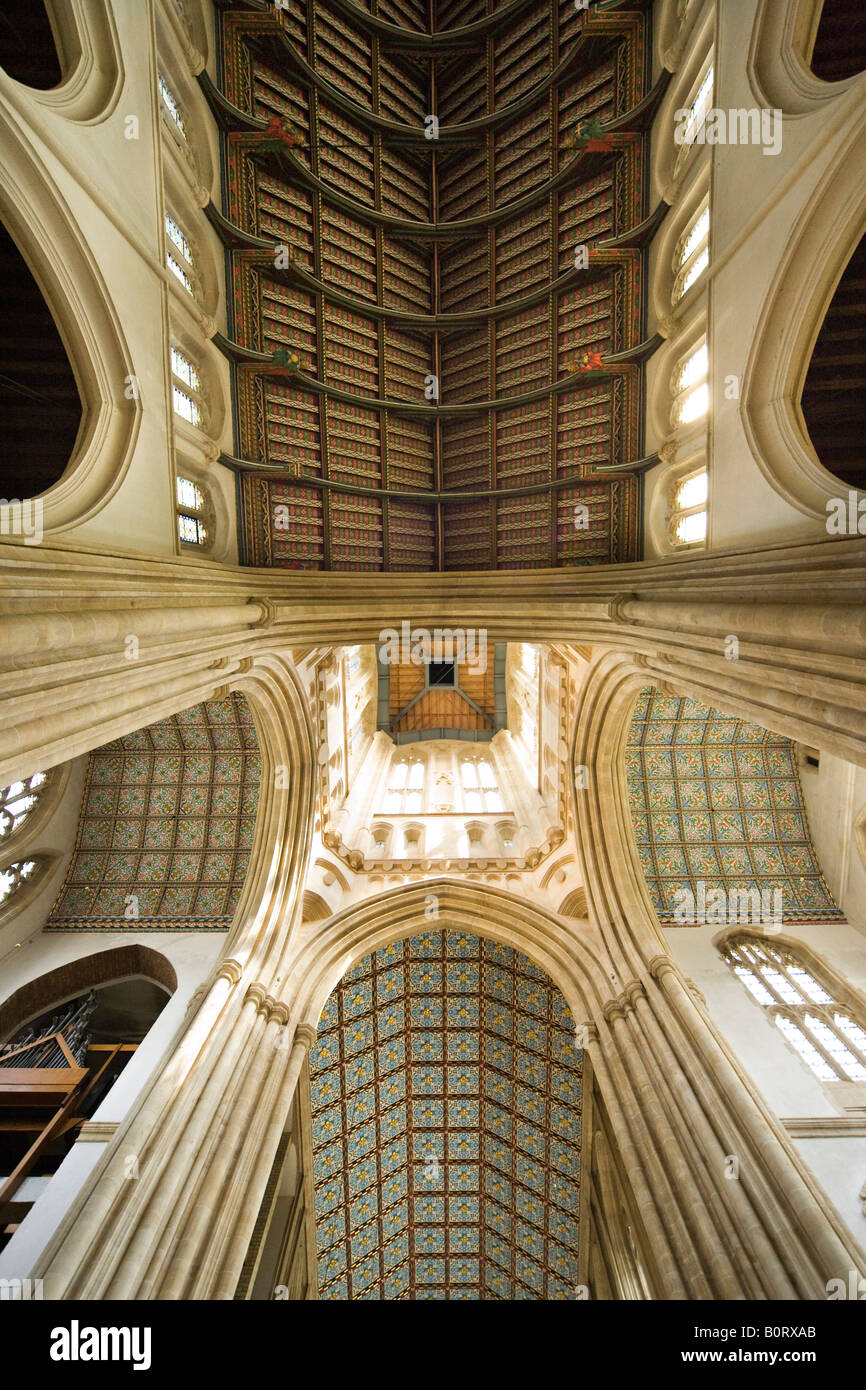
[567,648,866,1298]
[32,652,318,1301]
[742,89,866,517]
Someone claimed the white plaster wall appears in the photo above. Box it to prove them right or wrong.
[0,927,225,1281]
[797,754,866,938]
[664,918,866,1245]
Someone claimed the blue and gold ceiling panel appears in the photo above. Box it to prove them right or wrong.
[626,688,843,927]
[47,695,260,931]
[309,930,582,1299]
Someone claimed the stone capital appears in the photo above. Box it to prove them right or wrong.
[216,958,243,988]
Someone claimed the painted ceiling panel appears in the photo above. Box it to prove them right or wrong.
[47,695,260,931]
[626,688,843,927]
[309,930,582,1299]
[213,0,655,570]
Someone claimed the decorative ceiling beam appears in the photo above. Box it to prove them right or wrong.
[212,236,639,328]
[214,334,660,415]
[219,452,661,498]
[236,14,643,139]
[229,129,641,236]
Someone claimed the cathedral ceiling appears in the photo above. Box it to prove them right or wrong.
[47,695,260,931]
[208,0,659,571]
[384,652,501,737]
[626,688,843,927]
[308,929,582,1299]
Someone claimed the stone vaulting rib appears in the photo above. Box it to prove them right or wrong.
[213,0,656,571]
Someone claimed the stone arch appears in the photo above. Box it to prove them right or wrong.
[0,217,82,499]
[220,653,317,969]
[809,0,866,82]
[747,0,859,113]
[741,106,866,518]
[0,1,123,121]
[566,650,866,1297]
[801,232,866,490]
[0,133,140,529]
[305,906,587,1299]
[0,2,63,89]
[0,943,177,1042]
[31,652,317,1299]
[285,878,605,1035]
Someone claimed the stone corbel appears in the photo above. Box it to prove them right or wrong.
[294,1023,318,1053]
[601,979,648,1025]
[249,597,279,629]
[647,954,677,984]
[215,958,243,988]
[184,983,207,1016]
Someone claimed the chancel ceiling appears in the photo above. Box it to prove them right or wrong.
[47,695,260,931]
[207,0,660,570]
[626,688,843,927]
[308,930,582,1298]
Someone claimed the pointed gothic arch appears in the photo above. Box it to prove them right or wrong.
[742,106,866,517]
[0,135,140,530]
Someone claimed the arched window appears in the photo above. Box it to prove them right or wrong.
[0,857,37,908]
[384,757,425,814]
[673,63,714,174]
[176,476,209,547]
[721,935,866,1083]
[158,74,186,137]
[667,468,708,546]
[0,771,48,841]
[165,213,195,295]
[671,341,709,428]
[672,202,710,305]
[461,757,503,813]
[171,347,204,427]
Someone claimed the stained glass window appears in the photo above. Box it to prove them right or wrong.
[158,75,185,136]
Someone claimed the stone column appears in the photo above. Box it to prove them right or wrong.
[35,656,318,1300]
[571,648,866,1297]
